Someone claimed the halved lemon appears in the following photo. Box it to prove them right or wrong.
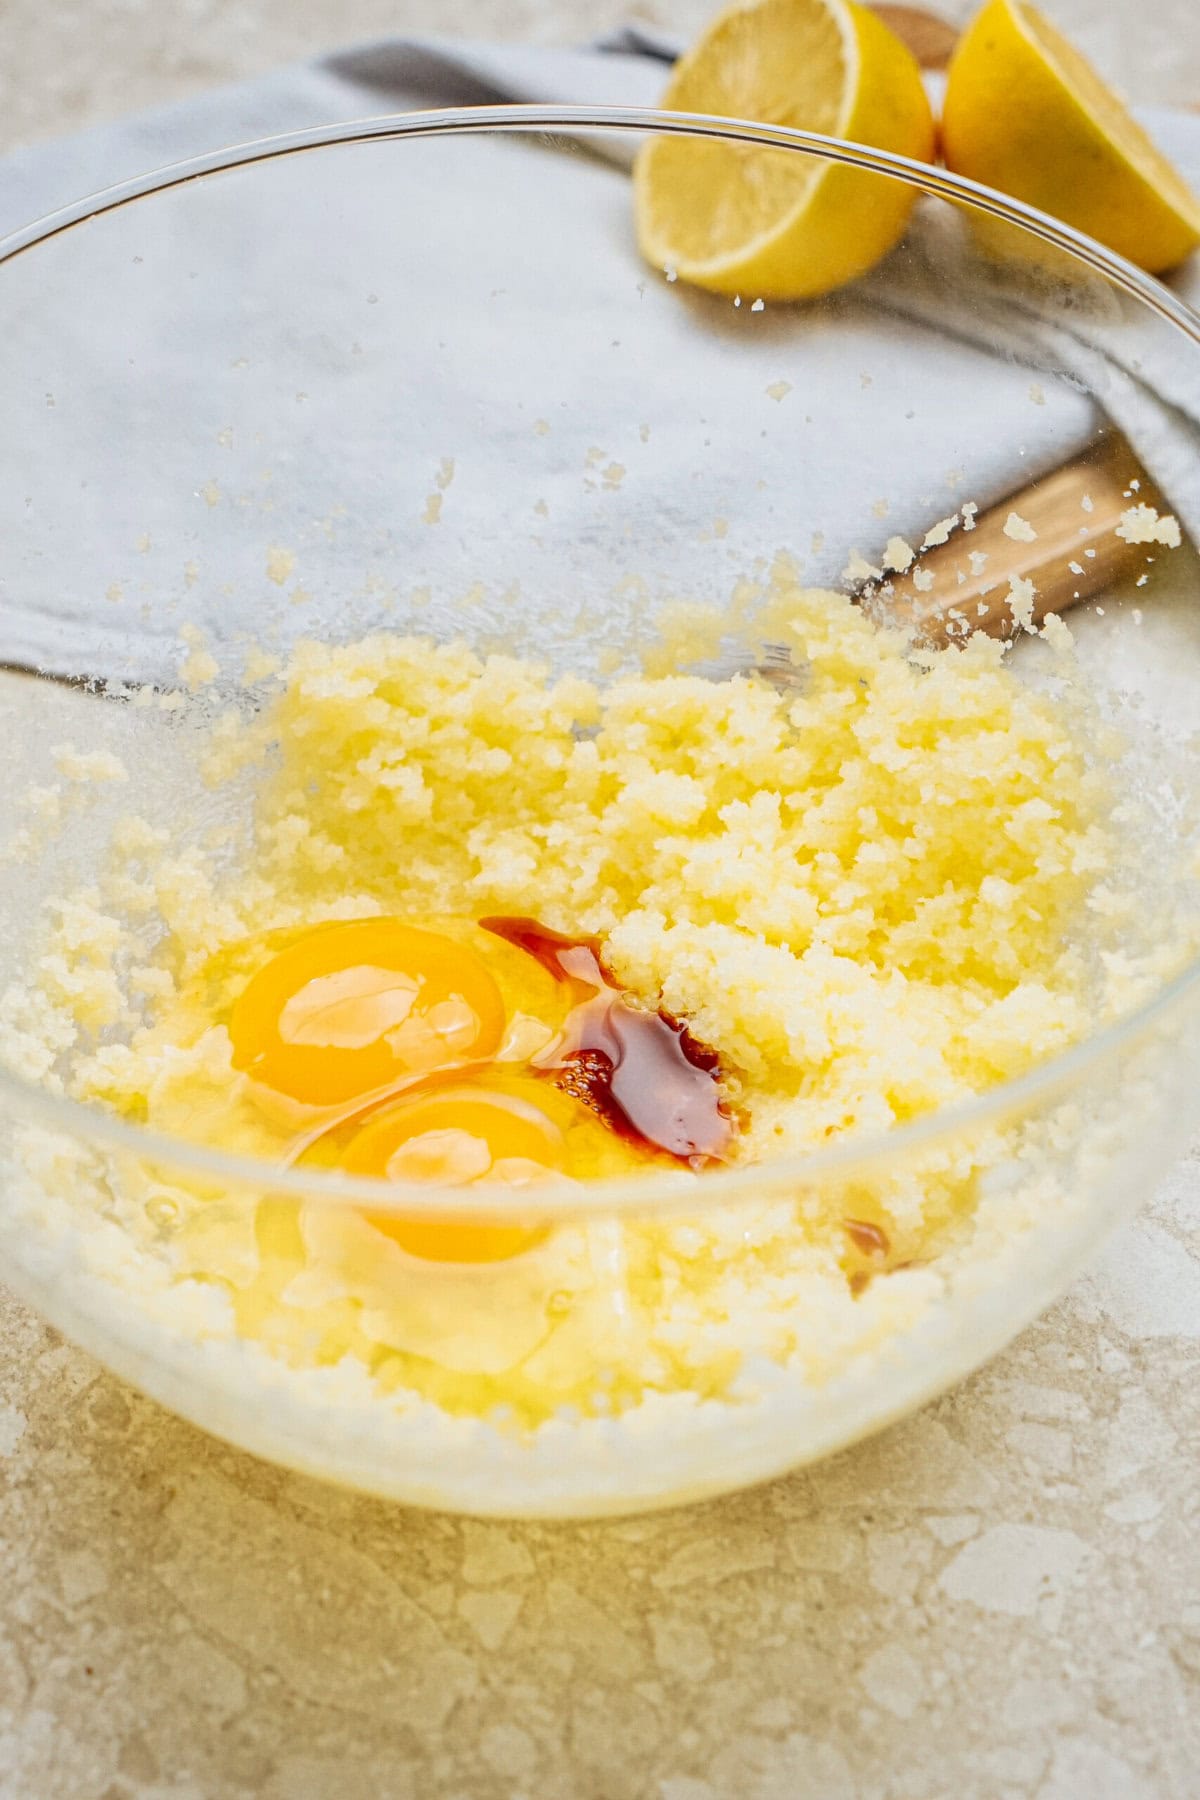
[634,0,936,300]
[942,0,1200,274]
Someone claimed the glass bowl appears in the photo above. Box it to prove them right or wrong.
[0,108,1197,1518]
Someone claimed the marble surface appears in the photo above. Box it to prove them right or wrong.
[2,4,1200,1797]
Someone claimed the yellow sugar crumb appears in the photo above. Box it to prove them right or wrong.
[882,536,914,574]
[112,816,169,857]
[178,626,219,690]
[50,745,128,785]
[423,493,444,525]
[1116,504,1181,548]
[922,514,958,550]
[22,785,62,823]
[765,380,792,402]
[106,582,123,604]
[265,545,296,587]
[1039,612,1074,651]
[180,649,219,689]
[842,549,882,583]
[129,966,176,1001]
[1003,512,1037,543]
[533,418,550,436]
[1006,574,1037,633]
[200,481,221,508]
[435,457,455,491]
[243,646,281,684]
[645,600,727,676]
[912,568,936,593]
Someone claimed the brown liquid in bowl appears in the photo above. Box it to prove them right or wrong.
[480,917,733,1166]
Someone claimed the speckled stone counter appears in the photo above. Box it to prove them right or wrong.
[2,4,1199,1796]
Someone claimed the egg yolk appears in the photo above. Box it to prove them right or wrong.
[228,919,506,1105]
[341,1081,565,1262]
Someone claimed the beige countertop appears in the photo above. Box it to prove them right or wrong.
[2,5,1199,1797]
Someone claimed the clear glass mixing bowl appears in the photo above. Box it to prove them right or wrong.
[0,109,1197,1517]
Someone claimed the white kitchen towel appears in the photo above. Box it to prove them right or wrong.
[0,28,1197,683]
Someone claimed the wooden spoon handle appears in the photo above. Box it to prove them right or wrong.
[861,4,1161,644]
[866,435,1158,645]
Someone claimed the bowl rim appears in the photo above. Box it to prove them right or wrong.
[1,102,1198,1221]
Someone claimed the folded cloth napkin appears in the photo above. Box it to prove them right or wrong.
[1,29,1198,684]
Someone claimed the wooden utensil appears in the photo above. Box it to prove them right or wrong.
[859,4,1166,646]
[861,435,1162,645]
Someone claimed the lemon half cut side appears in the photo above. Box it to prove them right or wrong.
[634,0,937,301]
